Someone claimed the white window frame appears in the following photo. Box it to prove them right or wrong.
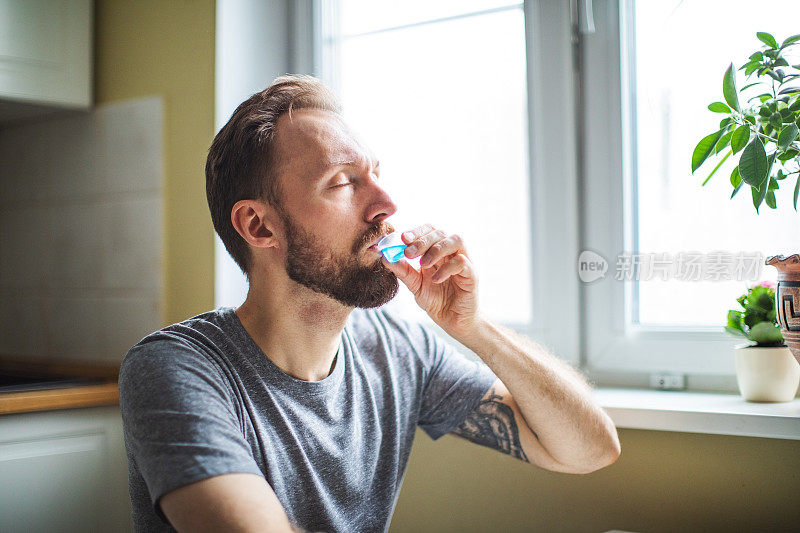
[581,0,744,389]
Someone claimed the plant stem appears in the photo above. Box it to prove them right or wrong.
[702,150,731,185]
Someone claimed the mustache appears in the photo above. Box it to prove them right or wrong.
[354,221,396,253]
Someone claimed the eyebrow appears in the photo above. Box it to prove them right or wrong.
[323,158,380,172]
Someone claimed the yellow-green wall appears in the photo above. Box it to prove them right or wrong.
[92,4,800,531]
[95,0,216,325]
[391,428,800,532]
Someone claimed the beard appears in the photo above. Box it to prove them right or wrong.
[280,211,399,308]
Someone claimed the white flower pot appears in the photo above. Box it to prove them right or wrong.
[734,343,800,402]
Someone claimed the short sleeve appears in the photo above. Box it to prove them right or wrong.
[118,335,263,522]
[415,325,498,441]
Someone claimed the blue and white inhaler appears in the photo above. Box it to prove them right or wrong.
[377,232,407,263]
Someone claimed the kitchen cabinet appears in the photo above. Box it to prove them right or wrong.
[0,0,92,122]
[0,406,131,532]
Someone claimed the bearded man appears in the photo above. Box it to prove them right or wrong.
[119,74,620,533]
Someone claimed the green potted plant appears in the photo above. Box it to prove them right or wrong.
[692,31,800,212]
[692,31,800,371]
[725,281,799,402]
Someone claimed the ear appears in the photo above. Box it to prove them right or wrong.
[231,199,281,250]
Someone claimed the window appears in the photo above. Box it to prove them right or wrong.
[633,0,800,326]
[319,1,531,326]
[583,0,800,381]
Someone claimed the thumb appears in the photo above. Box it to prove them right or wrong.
[382,257,422,294]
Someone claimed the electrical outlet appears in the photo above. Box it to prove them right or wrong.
[649,373,686,390]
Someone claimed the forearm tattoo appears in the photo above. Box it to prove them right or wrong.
[453,386,533,463]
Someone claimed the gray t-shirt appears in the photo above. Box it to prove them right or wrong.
[119,305,497,532]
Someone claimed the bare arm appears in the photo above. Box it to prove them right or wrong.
[454,320,620,474]
[159,473,310,532]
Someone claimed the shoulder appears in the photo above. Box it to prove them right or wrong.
[119,308,235,402]
[122,307,232,363]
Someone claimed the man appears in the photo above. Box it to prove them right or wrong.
[119,74,620,533]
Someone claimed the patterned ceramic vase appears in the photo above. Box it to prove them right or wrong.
[765,254,800,367]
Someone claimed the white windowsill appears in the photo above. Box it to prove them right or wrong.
[593,388,800,440]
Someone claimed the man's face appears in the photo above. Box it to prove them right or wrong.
[271,109,399,308]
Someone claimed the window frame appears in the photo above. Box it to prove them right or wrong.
[580,0,745,388]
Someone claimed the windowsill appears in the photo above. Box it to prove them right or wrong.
[593,388,800,440]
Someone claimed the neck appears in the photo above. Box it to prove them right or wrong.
[235,274,350,382]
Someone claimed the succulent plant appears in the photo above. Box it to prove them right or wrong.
[725,281,785,346]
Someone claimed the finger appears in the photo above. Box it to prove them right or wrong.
[404,228,447,260]
[381,256,422,293]
[419,233,468,268]
[430,254,470,283]
[401,223,435,245]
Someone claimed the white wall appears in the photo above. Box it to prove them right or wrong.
[214,0,292,308]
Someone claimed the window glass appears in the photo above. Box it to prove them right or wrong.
[632,0,800,326]
[339,0,520,36]
[329,2,531,324]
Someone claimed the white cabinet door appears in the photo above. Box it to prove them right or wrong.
[0,406,131,533]
[0,0,92,108]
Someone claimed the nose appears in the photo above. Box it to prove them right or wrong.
[364,174,397,224]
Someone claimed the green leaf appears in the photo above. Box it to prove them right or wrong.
[714,131,733,154]
[778,123,799,149]
[727,309,744,330]
[766,190,777,208]
[781,34,800,48]
[731,179,744,199]
[740,82,761,92]
[748,321,784,344]
[723,64,740,112]
[749,51,764,61]
[738,137,769,187]
[768,176,779,190]
[770,111,782,128]
[720,117,733,128]
[778,86,800,95]
[691,129,725,173]
[702,150,731,185]
[749,93,772,103]
[740,60,760,72]
[730,166,742,187]
[757,32,778,49]
[708,101,731,113]
[752,181,768,212]
[795,174,800,210]
[730,125,750,154]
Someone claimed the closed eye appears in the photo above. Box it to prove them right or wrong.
[330,177,355,188]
